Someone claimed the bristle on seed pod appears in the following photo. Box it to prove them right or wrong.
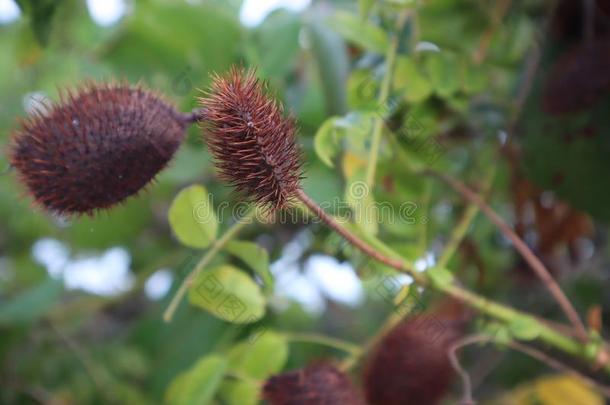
[9,82,187,215]
[263,363,365,405]
[199,67,302,210]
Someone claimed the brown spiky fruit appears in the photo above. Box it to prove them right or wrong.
[363,312,466,405]
[263,363,365,405]
[9,82,187,215]
[199,67,302,210]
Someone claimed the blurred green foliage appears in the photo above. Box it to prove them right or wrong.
[1,0,610,404]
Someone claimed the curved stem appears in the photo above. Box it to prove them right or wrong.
[284,332,362,356]
[296,189,426,285]
[509,340,610,398]
[178,107,207,124]
[295,188,610,376]
[163,209,255,322]
[423,169,589,343]
[364,13,406,187]
[448,335,488,405]
[437,168,495,269]
[448,334,610,400]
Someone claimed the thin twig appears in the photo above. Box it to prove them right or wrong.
[449,334,610,402]
[424,170,589,343]
[178,107,207,124]
[365,11,408,187]
[508,340,610,398]
[340,309,404,371]
[437,168,496,269]
[448,334,490,405]
[474,0,512,64]
[284,332,362,357]
[163,208,255,322]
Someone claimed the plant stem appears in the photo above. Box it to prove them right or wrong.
[448,335,487,405]
[423,169,589,343]
[296,189,426,285]
[449,334,610,399]
[340,308,404,371]
[439,283,584,359]
[163,209,255,322]
[295,188,610,375]
[178,107,207,124]
[436,168,496,269]
[364,14,405,188]
[284,332,362,356]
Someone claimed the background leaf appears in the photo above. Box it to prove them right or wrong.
[165,354,227,405]
[225,240,274,293]
[227,331,289,379]
[327,11,389,54]
[168,185,218,249]
[188,265,265,324]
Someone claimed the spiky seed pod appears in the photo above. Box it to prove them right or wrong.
[9,82,187,215]
[263,363,365,405]
[363,312,466,405]
[199,67,302,210]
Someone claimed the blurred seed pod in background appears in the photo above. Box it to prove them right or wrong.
[263,363,365,405]
[542,38,610,115]
[9,82,188,215]
[363,303,468,405]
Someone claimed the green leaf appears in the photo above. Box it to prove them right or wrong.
[102,2,241,84]
[425,53,460,98]
[250,10,301,77]
[307,14,350,115]
[460,58,487,94]
[165,354,227,405]
[169,185,218,249]
[227,331,288,379]
[337,112,376,159]
[314,117,342,167]
[225,240,274,293]
[327,11,389,54]
[394,57,433,103]
[508,318,543,341]
[15,0,63,46]
[219,380,259,405]
[0,278,63,324]
[188,265,265,324]
[358,0,375,18]
[347,69,379,110]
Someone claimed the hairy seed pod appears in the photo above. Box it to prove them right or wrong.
[263,363,365,405]
[199,67,302,210]
[364,311,466,405]
[9,82,187,215]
